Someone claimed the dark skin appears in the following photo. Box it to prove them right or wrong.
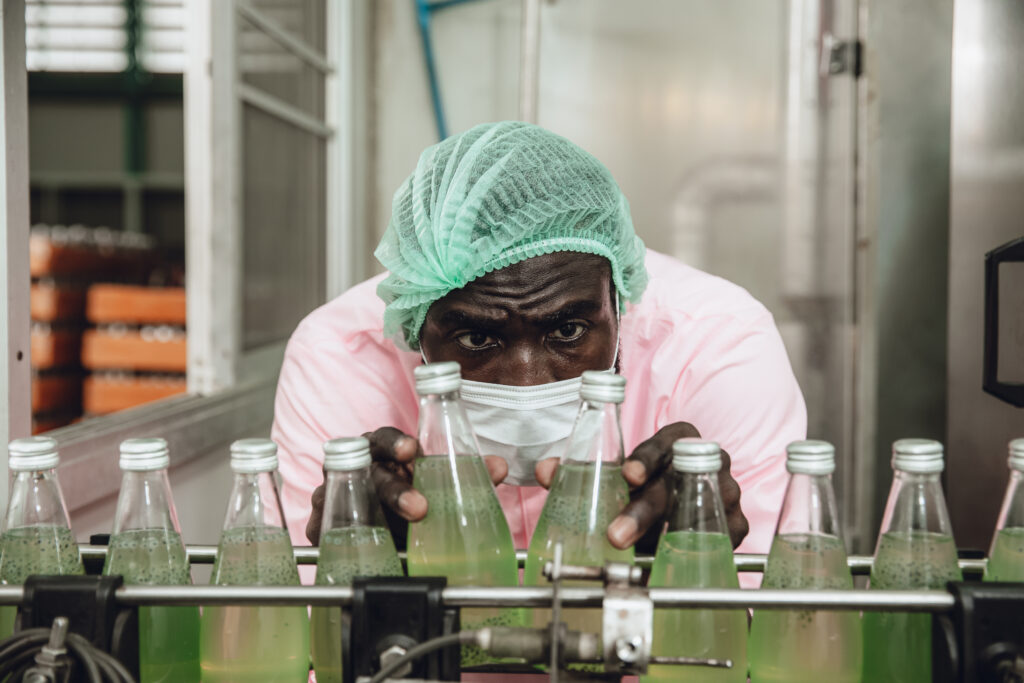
[305,252,749,550]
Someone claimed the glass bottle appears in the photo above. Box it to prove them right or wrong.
[863,438,961,683]
[642,439,746,683]
[405,362,520,668]
[986,438,1024,581]
[0,437,84,639]
[524,371,633,659]
[199,439,309,682]
[311,437,403,683]
[748,440,861,683]
[103,438,200,682]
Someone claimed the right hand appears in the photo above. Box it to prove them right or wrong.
[305,426,509,546]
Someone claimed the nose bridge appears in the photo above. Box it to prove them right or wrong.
[501,339,558,386]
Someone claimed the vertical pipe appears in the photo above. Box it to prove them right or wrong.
[519,0,541,124]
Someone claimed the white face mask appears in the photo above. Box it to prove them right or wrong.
[421,295,620,487]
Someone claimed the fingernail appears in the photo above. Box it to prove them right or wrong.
[397,492,416,515]
[608,517,638,547]
[623,461,646,483]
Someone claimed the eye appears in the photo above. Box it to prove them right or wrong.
[549,322,587,342]
[455,331,498,351]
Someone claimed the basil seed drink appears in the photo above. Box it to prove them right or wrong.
[0,525,84,637]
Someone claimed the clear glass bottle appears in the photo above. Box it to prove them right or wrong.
[986,438,1024,581]
[103,438,200,682]
[199,439,309,682]
[642,439,746,683]
[405,362,520,668]
[863,438,961,683]
[524,371,633,641]
[0,437,84,639]
[311,437,403,683]
[748,440,861,683]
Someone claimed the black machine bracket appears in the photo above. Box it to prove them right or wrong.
[934,581,1024,683]
[348,576,461,682]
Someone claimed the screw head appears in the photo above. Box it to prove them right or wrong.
[615,635,643,663]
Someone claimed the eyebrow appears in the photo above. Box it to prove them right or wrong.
[436,300,603,331]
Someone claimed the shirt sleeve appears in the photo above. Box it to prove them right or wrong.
[658,311,807,584]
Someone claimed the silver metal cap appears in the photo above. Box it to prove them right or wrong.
[580,371,626,404]
[9,436,59,471]
[672,438,722,473]
[786,440,835,475]
[1008,438,1024,471]
[414,361,461,395]
[323,437,372,471]
[230,438,279,473]
[119,437,170,471]
[892,438,944,474]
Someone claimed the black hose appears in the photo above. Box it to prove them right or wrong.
[0,626,135,683]
[368,630,479,683]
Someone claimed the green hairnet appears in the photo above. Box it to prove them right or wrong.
[375,121,648,350]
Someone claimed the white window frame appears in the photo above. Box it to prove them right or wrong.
[0,0,370,515]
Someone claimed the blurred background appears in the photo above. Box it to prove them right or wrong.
[0,0,1020,552]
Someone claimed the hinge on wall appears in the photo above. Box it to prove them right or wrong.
[822,34,864,78]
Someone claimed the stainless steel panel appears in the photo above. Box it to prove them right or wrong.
[947,0,1024,550]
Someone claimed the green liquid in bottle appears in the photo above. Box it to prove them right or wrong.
[862,530,961,683]
[312,526,403,683]
[200,526,310,683]
[986,527,1024,581]
[748,534,861,683]
[406,455,521,667]
[0,525,84,639]
[105,528,200,683]
[642,530,746,683]
[524,462,633,641]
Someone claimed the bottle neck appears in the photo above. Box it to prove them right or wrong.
[562,399,624,465]
[776,472,843,538]
[995,469,1024,531]
[3,469,73,531]
[666,470,728,535]
[112,469,182,535]
[319,466,388,540]
[417,390,481,457]
[222,471,288,531]
[878,469,954,538]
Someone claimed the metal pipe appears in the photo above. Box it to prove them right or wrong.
[0,584,956,612]
[76,546,989,575]
[518,0,542,123]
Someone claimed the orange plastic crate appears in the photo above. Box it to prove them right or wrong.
[83,375,187,415]
[30,283,86,322]
[81,329,187,373]
[86,285,186,326]
[31,373,82,414]
[30,327,82,369]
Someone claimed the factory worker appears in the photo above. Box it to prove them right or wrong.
[272,121,806,568]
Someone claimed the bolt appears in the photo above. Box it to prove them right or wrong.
[380,644,411,679]
[615,636,643,664]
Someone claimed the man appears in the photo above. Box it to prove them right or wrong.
[273,121,806,571]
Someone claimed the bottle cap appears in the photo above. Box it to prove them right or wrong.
[672,438,722,473]
[119,438,170,471]
[892,438,944,473]
[415,361,461,395]
[323,437,372,471]
[8,436,59,471]
[786,440,835,475]
[580,371,626,404]
[1009,438,1024,471]
[230,438,278,473]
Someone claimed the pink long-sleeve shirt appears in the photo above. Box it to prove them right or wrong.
[272,249,806,579]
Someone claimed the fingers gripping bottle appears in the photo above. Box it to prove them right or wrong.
[863,439,961,683]
[0,437,85,639]
[311,437,403,683]
[406,362,520,667]
[748,440,861,683]
[524,371,633,653]
[200,439,310,682]
[103,438,200,682]
[642,439,746,683]
[986,439,1024,581]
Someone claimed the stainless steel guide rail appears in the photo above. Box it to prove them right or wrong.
[75,545,990,575]
[0,584,956,612]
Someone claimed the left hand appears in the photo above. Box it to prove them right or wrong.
[536,422,749,551]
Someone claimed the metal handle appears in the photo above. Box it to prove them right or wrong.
[983,236,1024,407]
